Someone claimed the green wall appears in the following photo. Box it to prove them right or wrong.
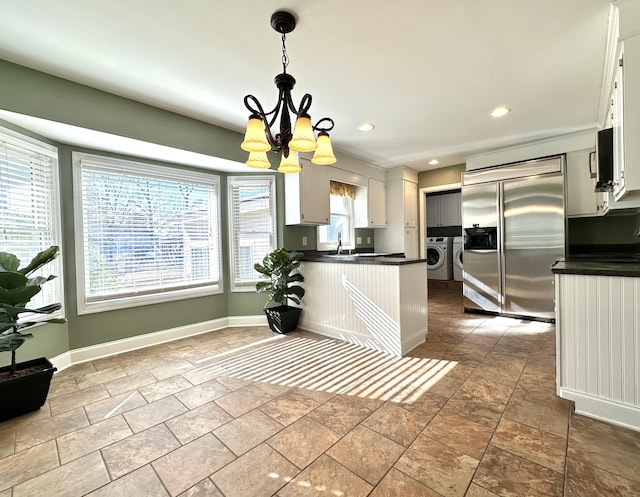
[0,59,279,364]
[417,163,466,189]
[0,60,246,163]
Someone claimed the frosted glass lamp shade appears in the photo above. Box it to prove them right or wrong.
[289,115,318,152]
[277,152,301,173]
[241,117,271,152]
[311,132,337,165]
[246,151,272,169]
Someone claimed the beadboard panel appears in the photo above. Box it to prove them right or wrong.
[299,262,428,356]
[556,273,640,431]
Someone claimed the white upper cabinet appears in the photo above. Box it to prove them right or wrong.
[375,168,419,256]
[368,178,387,227]
[426,192,461,227]
[566,149,608,217]
[285,158,330,225]
[403,180,418,228]
[610,1,640,201]
[354,177,387,228]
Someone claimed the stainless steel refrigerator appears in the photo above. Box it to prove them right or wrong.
[461,156,565,321]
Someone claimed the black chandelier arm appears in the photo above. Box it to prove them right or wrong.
[243,94,280,150]
[244,94,281,124]
[287,93,313,117]
[313,117,335,133]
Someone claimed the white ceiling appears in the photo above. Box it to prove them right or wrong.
[0,0,613,171]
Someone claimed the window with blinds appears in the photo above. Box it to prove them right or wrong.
[73,152,222,313]
[227,176,276,291]
[0,128,63,318]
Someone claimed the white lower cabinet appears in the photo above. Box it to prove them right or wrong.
[555,272,640,431]
[299,261,428,356]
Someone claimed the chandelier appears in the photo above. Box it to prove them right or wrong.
[241,11,336,173]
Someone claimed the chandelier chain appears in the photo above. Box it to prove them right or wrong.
[281,33,289,72]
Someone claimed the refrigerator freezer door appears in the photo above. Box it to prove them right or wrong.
[502,174,565,320]
[462,183,499,229]
[461,183,501,313]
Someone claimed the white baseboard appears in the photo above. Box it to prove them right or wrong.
[401,328,428,355]
[51,352,72,372]
[299,321,427,358]
[560,387,640,432]
[50,314,267,372]
[228,314,268,327]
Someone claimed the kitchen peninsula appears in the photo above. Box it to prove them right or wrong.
[552,256,640,431]
[298,254,428,356]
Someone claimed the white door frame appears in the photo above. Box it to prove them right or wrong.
[419,182,461,259]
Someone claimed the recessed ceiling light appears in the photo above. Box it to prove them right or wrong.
[490,106,511,118]
[428,159,439,165]
[357,123,375,132]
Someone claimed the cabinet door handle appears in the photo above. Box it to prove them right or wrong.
[588,151,596,178]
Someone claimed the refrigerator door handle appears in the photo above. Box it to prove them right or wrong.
[498,183,506,312]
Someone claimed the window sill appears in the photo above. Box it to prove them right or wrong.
[77,285,223,315]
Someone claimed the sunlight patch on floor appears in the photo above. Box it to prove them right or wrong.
[191,336,457,404]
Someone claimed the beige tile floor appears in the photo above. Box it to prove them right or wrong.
[1,282,640,497]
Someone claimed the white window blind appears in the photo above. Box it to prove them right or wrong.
[0,128,63,317]
[228,176,276,291]
[73,153,222,313]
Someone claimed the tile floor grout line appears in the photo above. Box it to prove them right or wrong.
[456,336,505,497]
[6,294,640,496]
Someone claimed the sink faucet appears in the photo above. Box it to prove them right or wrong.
[337,231,343,255]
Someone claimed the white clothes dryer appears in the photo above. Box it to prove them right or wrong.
[426,237,453,280]
[453,236,463,282]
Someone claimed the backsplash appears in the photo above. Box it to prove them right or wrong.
[283,225,375,251]
[427,226,462,238]
[567,209,640,254]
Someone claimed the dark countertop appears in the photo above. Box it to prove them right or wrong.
[299,252,428,266]
[551,255,640,277]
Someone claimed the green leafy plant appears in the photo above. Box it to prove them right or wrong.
[254,248,305,308]
[0,246,65,375]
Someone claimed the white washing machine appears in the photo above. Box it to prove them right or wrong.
[426,237,453,280]
[453,236,463,282]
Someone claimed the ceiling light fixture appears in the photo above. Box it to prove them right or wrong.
[241,11,336,173]
[428,159,439,165]
[357,123,375,132]
[490,106,511,118]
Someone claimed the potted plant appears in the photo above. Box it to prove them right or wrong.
[0,245,66,422]
[254,248,305,334]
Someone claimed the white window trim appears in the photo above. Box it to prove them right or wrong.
[227,175,276,292]
[0,126,64,322]
[72,152,223,315]
[317,194,356,252]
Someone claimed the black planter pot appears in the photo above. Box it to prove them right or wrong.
[0,357,57,422]
[264,305,302,334]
